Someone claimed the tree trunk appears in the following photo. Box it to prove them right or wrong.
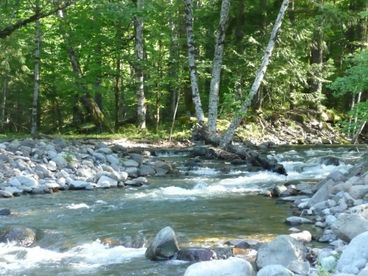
[183,0,205,124]
[31,9,41,137]
[134,0,146,129]
[208,0,231,134]
[220,0,290,147]
[1,76,8,132]
[114,53,122,131]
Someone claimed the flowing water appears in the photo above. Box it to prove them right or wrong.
[0,145,366,276]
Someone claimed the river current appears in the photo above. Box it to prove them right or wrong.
[0,145,366,275]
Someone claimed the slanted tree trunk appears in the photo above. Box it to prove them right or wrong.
[208,0,231,135]
[220,0,290,147]
[31,4,41,138]
[183,0,205,124]
[134,0,146,129]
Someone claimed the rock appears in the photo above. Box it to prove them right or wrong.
[0,226,36,246]
[308,179,334,207]
[145,226,179,260]
[176,247,215,262]
[336,231,368,274]
[8,176,38,189]
[332,213,368,241]
[320,156,341,166]
[256,235,306,270]
[257,265,294,276]
[4,186,22,196]
[129,153,144,165]
[349,185,368,200]
[289,231,312,243]
[285,216,313,226]
[34,164,51,178]
[47,160,58,171]
[96,175,118,188]
[320,256,337,272]
[138,165,156,176]
[52,155,67,169]
[184,257,255,276]
[106,154,120,167]
[0,209,11,215]
[0,190,13,198]
[273,184,288,197]
[212,247,233,260]
[125,167,138,177]
[123,159,139,167]
[69,180,94,190]
[125,177,148,187]
[154,160,173,176]
[93,152,106,162]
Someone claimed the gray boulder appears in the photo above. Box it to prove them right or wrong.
[256,235,306,270]
[332,213,368,241]
[336,231,368,274]
[177,247,215,262]
[96,175,118,188]
[285,216,313,226]
[308,179,334,207]
[0,226,36,247]
[0,209,11,216]
[257,265,294,276]
[184,257,255,276]
[138,165,156,176]
[125,177,148,187]
[145,226,179,260]
[0,190,13,198]
[154,160,173,176]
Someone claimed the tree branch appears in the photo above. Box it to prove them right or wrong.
[0,0,76,39]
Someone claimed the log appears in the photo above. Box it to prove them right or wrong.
[191,126,287,175]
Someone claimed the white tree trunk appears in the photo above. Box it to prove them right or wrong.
[208,0,231,134]
[184,0,205,124]
[220,0,290,147]
[31,15,41,137]
[134,0,146,129]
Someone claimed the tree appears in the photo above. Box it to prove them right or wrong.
[220,0,290,147]
[134,0,146,129]
[208,0,231,135]
[183,0,205,124]
[31,0,42,137]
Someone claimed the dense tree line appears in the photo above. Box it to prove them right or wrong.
[0,0,367,142]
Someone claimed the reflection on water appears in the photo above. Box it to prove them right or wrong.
[0,146,366,275]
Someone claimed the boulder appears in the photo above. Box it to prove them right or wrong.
[177,247,215,262]
[106,154,120,167]
[320,156,341,166]
[145,226,179,260]
[123,159,139,167]
[336,231,368,274]
[257,265,294,276]
[285,216,313,226]
[154,160,173,176]
[96,175,118,188]
[69,180,94,190]
[0,190,13,198]
[52,154,68,169]
[332,213,368,241]
[289,231,312,243]
[125,177,148,187]
[184,257,255,276]
[256,235,306,270]
[308,179,334,207]
[0,209,11,216]
[0,226,36,247]
[138,165,156,176]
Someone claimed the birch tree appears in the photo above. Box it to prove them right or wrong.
[208,0,231,135]
[220,0,290,147]
[183,0,205,124]
[134,0,146,129]
[31,1,41,137]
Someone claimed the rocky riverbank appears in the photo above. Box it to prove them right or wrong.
[0,138,176,199]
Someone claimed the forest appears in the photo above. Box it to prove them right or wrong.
[0,0,367,144]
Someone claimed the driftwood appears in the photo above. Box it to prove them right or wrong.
[192,126,287,175]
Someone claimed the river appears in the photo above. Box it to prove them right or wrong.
[0,145,366,275]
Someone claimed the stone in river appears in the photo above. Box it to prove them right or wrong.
[0,226,36,247]
[145,226,179,260]
[0,209,11,216]
[285,216,313,226]
[176,247,215,262]
[257,265,294,276]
